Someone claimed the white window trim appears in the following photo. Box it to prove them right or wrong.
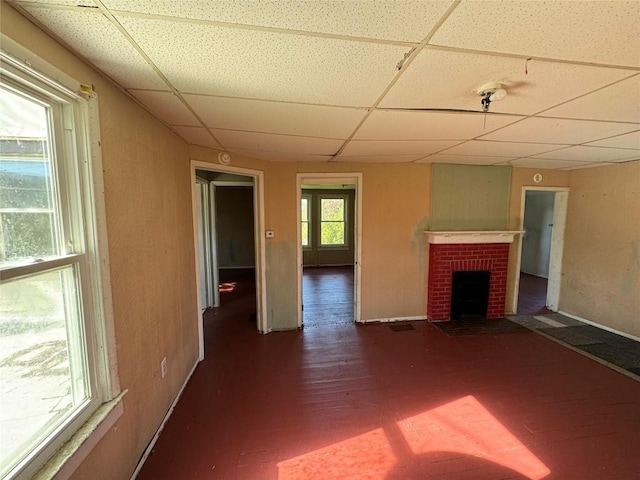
[1,47,122,480]
[318,194,349,249]
[301,194,312,249]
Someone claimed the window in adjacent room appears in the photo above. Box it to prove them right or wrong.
[319,195,347,247]
[301,194,311,247]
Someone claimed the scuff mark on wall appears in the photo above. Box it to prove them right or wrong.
[411,216,431,271]
[621,239,639,298]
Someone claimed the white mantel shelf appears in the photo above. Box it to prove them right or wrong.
[424,230,524,244]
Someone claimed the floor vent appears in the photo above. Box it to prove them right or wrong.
[389,324,416,332]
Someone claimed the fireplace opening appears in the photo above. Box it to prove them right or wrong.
[451,270,490,319]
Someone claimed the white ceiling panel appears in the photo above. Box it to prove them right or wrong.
[212,130,343,155]
[355,111,523,140]
[585,130,640,150]
[380,49,634,114]
[341,139,461,156]
[430,1,640,67]
[480,118,640,145]
[227,148,332,162]
[129,90,201,126]
[21,6,167,90]
[416,154,513,165]
[440,140,564,158]
[541,75,640,123]
[115,15,407,106]
[183,95,365,138]
[18,0,81,5]
[172,126,219,148]
[332,154,424,163]
[504,158,592,169]
[531,146,640,163]
[103,0,454,43]
[560,162,611,171]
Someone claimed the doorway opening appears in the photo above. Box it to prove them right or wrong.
[191,161,267,360]
[296,174,362,328]
[514,187,569,315]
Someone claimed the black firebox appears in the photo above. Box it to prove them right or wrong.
[451,270,490,319]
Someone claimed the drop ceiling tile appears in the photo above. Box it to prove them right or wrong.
[172,126,219,148]
[104,0,454,43]
[333,154,424,163]
[21,6,167,90]
[17,0,81,5]
[560,162,610,170]
[441,140,564,157]
[115,15,407,106]
[380,49,635,114]
[505,158,591,169]
[341,140,461,156]
[415,154,512,165]
[212,130,343,155]
[542,75,640,123]
[183,95,365,138]
[585,130,640,150]
[227,148,332,162]
[430,1,640,67]
[480,117,639,145]
[355,111,523,140]
[129,90,201,126]
[531,146,640,163]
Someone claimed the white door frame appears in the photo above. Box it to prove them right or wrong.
[191,160,268,360]
[296,173,363,327]
[195,178,216,309]
[512,186,569,314]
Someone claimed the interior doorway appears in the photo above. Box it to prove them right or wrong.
[296,174,362,328]
[191,161,267,360]
[514,187,569,315]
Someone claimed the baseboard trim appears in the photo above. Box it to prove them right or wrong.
[358,316,426,324]
[558,311,640,342]
[130,359,200,480]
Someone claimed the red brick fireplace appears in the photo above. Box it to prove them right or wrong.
[425,231,521,321]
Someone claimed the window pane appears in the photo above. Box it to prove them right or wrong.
[321,221,345,245]
[320,198,344,221]
[301,222,309,246]
[0,85,59,266]
[0,266,89,477]
[301,198,308,222]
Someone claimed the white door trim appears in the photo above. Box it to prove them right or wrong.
[191,161,267,361]
[296,173,363,327]
[512,186,569,314]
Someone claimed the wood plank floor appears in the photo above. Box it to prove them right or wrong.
[517,273,552,316]
[137,268,640,479]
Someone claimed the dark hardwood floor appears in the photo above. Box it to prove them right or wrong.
[517,273,552,315]
[137,267,639,479]
[302,266,354,329]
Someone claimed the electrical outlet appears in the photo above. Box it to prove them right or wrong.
[161,357,167,378]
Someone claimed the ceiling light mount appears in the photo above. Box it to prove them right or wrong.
[477,82,507,113]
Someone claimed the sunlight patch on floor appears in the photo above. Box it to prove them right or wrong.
[277,395,550,479]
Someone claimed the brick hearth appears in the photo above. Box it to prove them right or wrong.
[427,243,510,321]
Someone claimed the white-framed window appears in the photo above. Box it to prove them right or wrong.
[301,194,311,248]
[1,52,116,480]
[319,195,348,248]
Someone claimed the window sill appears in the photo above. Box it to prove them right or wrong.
[33,390,127,480]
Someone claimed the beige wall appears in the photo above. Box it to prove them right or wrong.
[189,149,433,326]
[561,161,640,337]
[2,6,199,479]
